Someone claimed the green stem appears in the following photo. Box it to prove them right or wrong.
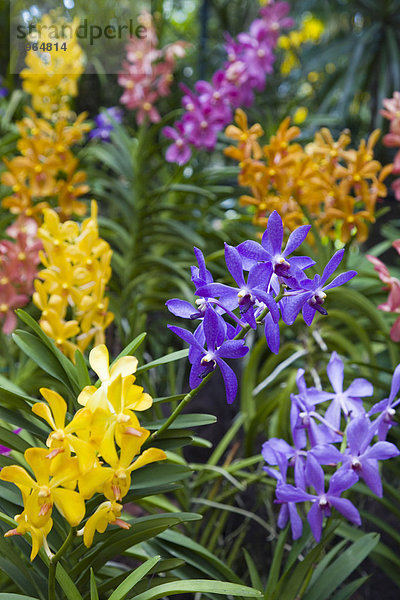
[48,527,76,600]
[150,288,285,441]
[150,371,214,441]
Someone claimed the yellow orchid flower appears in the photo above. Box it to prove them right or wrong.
[103,434,166,502]
[77,344,139,409]
[39,310,80,360]
[85,374,152,457]
[4,511,53,561]
[33,205,114,356]
[20,14,84,120]
[81,501,130,548]
[78,430,166,502]
[0,448,85,528]
[32,388,96,473]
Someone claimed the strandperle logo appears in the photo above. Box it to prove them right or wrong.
[9,0,154,75]
[16,19,147,45]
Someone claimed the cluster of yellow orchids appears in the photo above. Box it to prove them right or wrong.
[33,201,114,358]
[2,11,89,222]
[0,345,166,560]
[20,13,84,120]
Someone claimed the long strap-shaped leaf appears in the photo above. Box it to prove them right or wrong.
[131,580,263,600]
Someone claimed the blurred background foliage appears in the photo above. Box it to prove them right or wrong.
[1,1,400,598]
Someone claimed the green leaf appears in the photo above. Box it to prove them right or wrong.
[0,511,19,527]
[0,426,32,453]
[129,464,193,495]
[135,349,189,374]
[144,414,217,430]
[12,331,73,392]
[156,529,244,585]
[90,569,99,600]
[71,513,199,579]
[110,333,147,365]
[56,563,84,600]
[273,521,338,600]
[15,310,80,393]
[0,596,40,600]
[264,527,288,599]
[108,556,161,600]
[0,530,46,599]
[306,539,347,590]
[152,394,186,405]
[130,580,263,600]
[303,533,379,600]
[0,379,36,412]
[0,405,47,438]
[330,576,370,600]
[167,183,217,200]
[243,548,263,592]
[74,349,91,388]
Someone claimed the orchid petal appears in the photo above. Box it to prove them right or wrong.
[323,270,357,291]
[307,501,323,541]
[320,249,344,285]
[89,345,110,382]
[389,364,400,403]
[236,240,270,269]
[327,352,344,394]
[284,225,311,256]
[224,243,245,287]
[328,496,361,525]
[52,488,85,526]
[39,388,67,430]
[264,312,280,354]
[305,454,325,495]
[360,460,383,496]
[263,210,283,255]
[217,358,238,404]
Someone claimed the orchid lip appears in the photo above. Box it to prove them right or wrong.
[299,411,310,426]
[274,256,290,269]
[39,502,52,516]
[200,353,217,377]
[319,495,329,509]
[384,408,396,422]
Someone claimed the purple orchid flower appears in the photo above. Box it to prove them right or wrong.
[236,210,314,280]
[369,363,400,440]
[163,2,292,164]
[168,307,248,404]
[259,1,293,37]
[263,447,303,538]
[196,243,279,330]
[262,435,307,490]
[290,369,340,448]
[89,107,123,142]
[318,352,373,432]
[312,416,399,497]
[280,249,357,326]
[166,247,242,339]
[166,247,215,321]
[164,123,192,165]
[276,454,360,541]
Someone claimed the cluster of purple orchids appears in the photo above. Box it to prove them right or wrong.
[89,107,123,142]
[166,211,357,404]
[163,1,292,165]
[263,355,400,542]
